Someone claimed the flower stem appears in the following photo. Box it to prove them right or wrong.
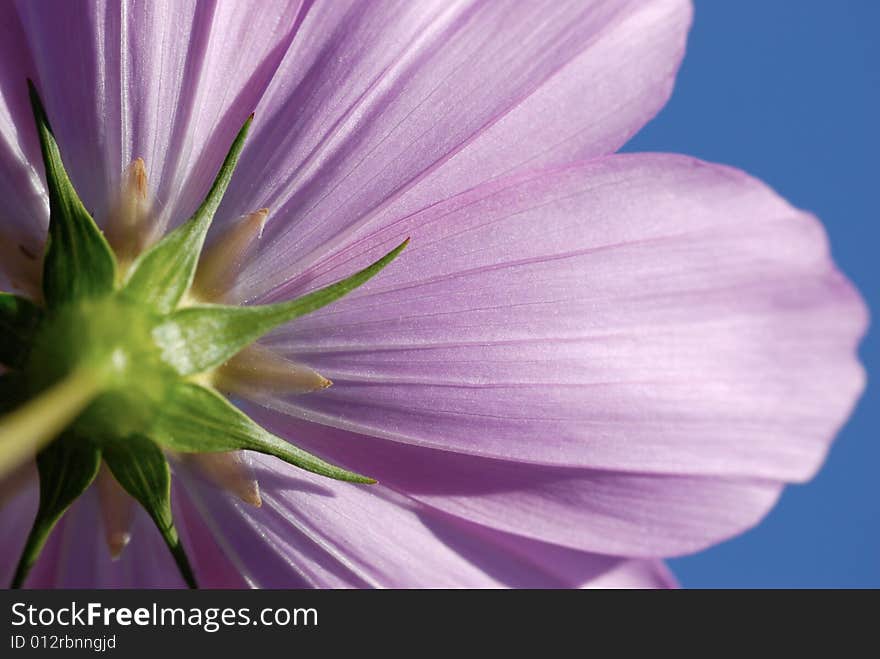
[0,368,103,479]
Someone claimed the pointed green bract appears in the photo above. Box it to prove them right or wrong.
[28,81,116,309]
[0,292,43,368]
[122,115,253,313]
[154,239,409,375]
[102,434,197,588]
[11,434,101,588]
[153,382,374,484]
[3,87,402,589]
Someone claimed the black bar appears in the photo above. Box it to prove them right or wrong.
[0,588,861,653]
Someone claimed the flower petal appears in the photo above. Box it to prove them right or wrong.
[178,454,671,588]
[0,473,239,588]
[257,154,866,483]
[0,472,37,586]
[224,0,692,299]
[172,487,252,588]
[243,409,782,557]
[0,4,44,293]
[51,498,186,588]
[586,560,677,589]
[13,0,305,233]
[1,485,186,588]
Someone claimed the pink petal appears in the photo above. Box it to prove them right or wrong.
[256,154,866,485]
[586,560,677,589]
[24,489,186,589]
[0,472,37,586]
[226,0,692,299]
[12,0,305,232]
[244,409,782,557]
[0,473,240,588]
[0,4,44,292]
[173,487,253,588]
[177,455,660,588]
[445,522,677,589]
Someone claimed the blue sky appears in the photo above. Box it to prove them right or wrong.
[623,0,879,587]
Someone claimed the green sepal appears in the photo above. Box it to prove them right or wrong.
[153,382,374,484]
[28,81,116,308]
[102,434,197,588]
[0,292,43,368]
[153,238,408,375]
[122,115,253,313]
[11,433,101,588]
[0,373,23,414]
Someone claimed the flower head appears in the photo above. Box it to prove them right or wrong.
[0,0,867,588]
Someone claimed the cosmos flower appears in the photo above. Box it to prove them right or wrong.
[0,0,866,589]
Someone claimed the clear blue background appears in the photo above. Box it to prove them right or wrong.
[624,0,878,587]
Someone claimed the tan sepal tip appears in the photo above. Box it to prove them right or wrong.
[186,451,262,507]
[213,344,332,398]
[97,465,135,560]
[105,158,154,266]
[192,208,268,302]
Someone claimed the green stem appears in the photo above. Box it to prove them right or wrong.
[0,368,103,479]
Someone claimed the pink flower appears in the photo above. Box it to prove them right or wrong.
[0,0,866,588]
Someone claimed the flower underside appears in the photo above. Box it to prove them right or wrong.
[0,81,407,588]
